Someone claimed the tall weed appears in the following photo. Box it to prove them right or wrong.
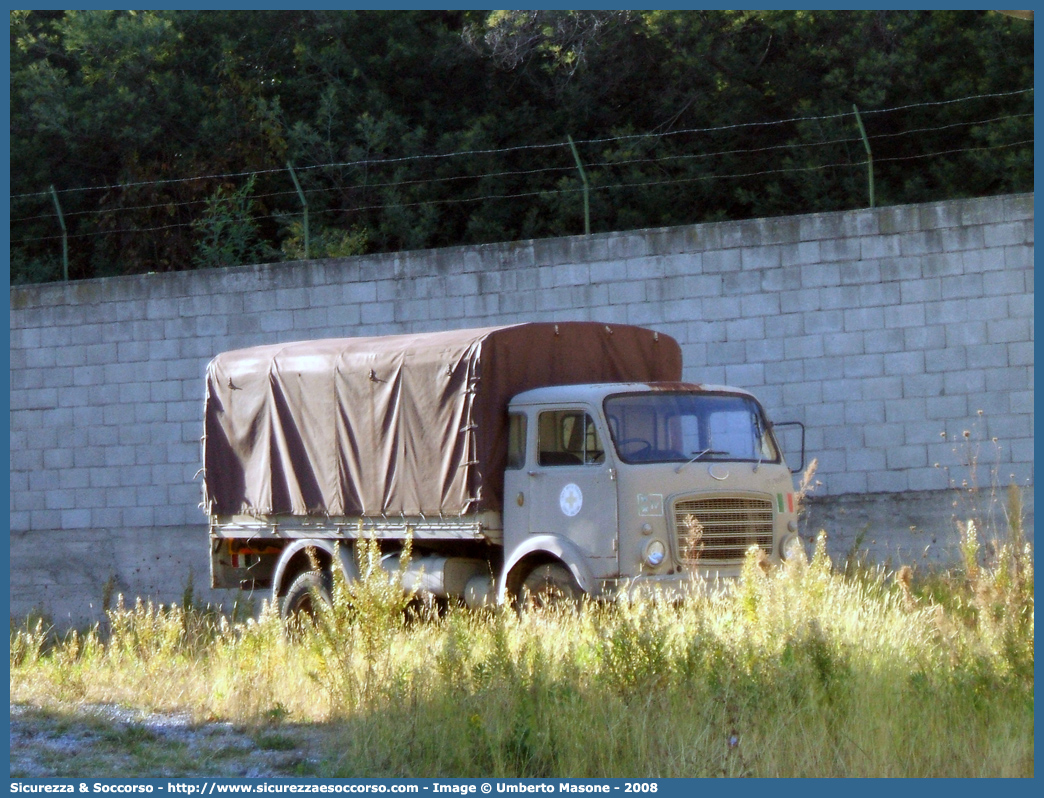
[10,522,1034,777]
[302,537,416,713]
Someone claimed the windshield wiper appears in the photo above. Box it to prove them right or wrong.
[675,448,727,473]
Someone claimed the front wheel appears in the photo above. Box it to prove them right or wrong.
[519,563,582,610]
[280,570,332,624]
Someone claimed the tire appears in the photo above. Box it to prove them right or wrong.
[519,563,582,610]
[280,570,332,625]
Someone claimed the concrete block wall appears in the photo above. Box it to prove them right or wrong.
[9,194,1034,624]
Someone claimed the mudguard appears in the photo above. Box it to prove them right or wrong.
[271,538,359,601]
[498,534,598,604]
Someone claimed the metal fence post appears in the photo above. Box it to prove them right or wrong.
[50,185,69,281]
[287,162,309,259]
[852,105,875,208]
[567,135,591,235]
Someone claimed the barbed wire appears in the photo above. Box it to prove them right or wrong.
[11,138,1031,245]
[9,111,1032,225]
[311,138,1035,217]
[10,87,1032,201]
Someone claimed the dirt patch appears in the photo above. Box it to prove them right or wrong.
[10,703,326,778]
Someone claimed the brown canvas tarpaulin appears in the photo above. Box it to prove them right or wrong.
[203,322,681,517]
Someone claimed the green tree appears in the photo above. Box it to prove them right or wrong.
[192,176,271,269]
[9,10,1032,283]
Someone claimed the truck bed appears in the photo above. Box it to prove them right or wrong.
[202,322,680,519]
[209,510,502,543]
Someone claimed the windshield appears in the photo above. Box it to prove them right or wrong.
[603,392,780,465]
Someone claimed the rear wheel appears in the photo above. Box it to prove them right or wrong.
[280,570,332,624]
[519,563,582,610]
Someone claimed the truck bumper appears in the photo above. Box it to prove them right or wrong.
[597,569,742,601]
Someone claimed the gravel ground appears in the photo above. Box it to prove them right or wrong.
[10,703,327,778]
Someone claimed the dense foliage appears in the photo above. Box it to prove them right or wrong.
[10,10,1033,283]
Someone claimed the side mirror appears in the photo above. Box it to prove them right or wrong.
[771,421,805,474]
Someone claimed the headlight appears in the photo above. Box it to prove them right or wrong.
[780,533,806,561]
[644,539,666,568]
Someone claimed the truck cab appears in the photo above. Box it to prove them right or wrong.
[500,382,802,602]
[203,324,805,614]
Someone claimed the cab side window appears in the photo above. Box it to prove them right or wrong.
[538,410,605,466]
[507,413,527,469]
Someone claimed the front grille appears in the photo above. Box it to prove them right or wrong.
[673,495,774,566]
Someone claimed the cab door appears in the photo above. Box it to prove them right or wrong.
[502,410,531,554]
[525,407,619,578]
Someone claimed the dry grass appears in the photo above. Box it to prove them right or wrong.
[10,517,1034,778]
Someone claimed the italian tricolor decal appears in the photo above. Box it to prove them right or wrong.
[777,493,794,513]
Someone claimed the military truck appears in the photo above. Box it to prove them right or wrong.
[202,322,804,615]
